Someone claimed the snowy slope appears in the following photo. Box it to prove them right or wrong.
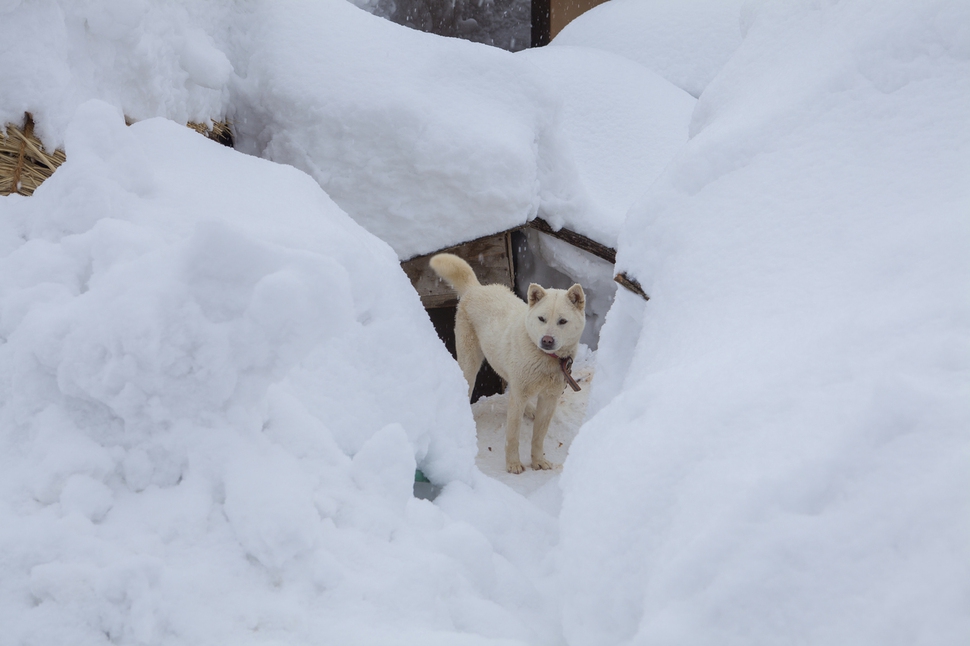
[559,1,970,644]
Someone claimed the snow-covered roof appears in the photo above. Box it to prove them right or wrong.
[0,0,696,259]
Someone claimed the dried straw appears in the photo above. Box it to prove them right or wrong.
[0,114,66,196]
[187,119,234,147]
[1,114,233,197]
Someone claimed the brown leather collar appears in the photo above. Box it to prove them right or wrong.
[545,352,581,392]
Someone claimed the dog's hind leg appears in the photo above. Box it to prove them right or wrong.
[530,392,558,470]
[454,307,484,400]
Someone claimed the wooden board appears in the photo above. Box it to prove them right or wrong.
[402,232,515,309]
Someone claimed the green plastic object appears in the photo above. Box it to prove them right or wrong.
[413,469,440,500]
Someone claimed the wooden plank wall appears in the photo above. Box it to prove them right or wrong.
[402,232,515,309]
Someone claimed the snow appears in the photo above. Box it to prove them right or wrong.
[230,0,561,259]
[516,45,695,245]
[558,1,970,644]
[550,0,748,98]
[0,0,232,146]
[2,0,969,645]
[1,0,694,259]
[0,101,549,644]
[508,44,694,344]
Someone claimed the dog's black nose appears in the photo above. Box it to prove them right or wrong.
[541,335,555,350]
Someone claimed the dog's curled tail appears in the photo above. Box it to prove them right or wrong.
[429,253,480,296]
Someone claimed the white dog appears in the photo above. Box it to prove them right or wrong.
[430,253,586,473]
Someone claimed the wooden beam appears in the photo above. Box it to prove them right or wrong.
[613,271,650,301]
[528,217,616,264]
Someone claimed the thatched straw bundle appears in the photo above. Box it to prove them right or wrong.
[1,113,233,197]
[187,119,234,148]
[0,114,66,197]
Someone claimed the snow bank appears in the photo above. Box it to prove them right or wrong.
[0,101,556,644]
[551,0,747,98]
[559,1,970,644]
[516,45,695,246]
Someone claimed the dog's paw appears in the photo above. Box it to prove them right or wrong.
[507,460,526,474]
[531,457,558,471]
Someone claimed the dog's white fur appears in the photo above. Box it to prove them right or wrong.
[430,253,586,473]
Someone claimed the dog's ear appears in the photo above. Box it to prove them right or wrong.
[567,284,586,311]
[528,284,547,306]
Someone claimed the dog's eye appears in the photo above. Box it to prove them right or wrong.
[558,318,567,325]
[538,316,546,323]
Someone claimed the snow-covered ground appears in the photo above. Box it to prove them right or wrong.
[2,0,968,645]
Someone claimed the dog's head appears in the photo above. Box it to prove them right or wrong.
[525,283,586,355]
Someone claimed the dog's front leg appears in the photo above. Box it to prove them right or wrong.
[505,389,527,474]
[531,391,558,470]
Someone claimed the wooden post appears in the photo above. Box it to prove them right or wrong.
[532,0,551,47]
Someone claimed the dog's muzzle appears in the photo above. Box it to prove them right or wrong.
[540,335,556,351]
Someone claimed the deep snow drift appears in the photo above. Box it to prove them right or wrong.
[559,1,970,644]
[0,102,556,645]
